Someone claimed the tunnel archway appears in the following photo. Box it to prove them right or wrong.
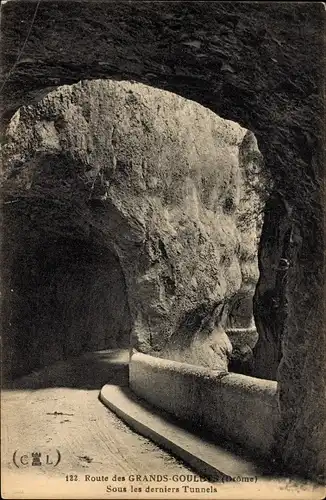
[2,78,267,379]
[2,217,132,378]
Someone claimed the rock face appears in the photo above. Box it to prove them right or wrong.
[1,79,265,378]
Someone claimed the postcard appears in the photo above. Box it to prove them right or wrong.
[1,1,325,499]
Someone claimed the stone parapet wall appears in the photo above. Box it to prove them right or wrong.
[130,351,279,460]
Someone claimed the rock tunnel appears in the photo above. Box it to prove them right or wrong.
[2,79,265,377]
[2,223,132,376]
[0,0,325,484]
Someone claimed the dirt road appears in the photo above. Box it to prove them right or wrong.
[1,350,195,498]
[2,350,322,499]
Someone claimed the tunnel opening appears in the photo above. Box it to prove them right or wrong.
[1,78,270,382]
[2,198,132,380]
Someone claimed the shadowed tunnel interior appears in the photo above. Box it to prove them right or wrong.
[2,202,131,379]
[4,350,130,390]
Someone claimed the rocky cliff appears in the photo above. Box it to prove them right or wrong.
[1,79,265,377]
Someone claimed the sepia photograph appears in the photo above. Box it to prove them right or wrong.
[0,1,325,498]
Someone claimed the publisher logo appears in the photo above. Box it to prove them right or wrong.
[13,449,61,468]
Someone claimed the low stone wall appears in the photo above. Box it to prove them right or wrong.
[129,351,280,460]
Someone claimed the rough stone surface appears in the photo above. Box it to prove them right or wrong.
[226,327,258,375]
[0,1,325,482]
[1,79,265,377]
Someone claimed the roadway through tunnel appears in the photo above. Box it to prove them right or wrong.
[1,349,198,498]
